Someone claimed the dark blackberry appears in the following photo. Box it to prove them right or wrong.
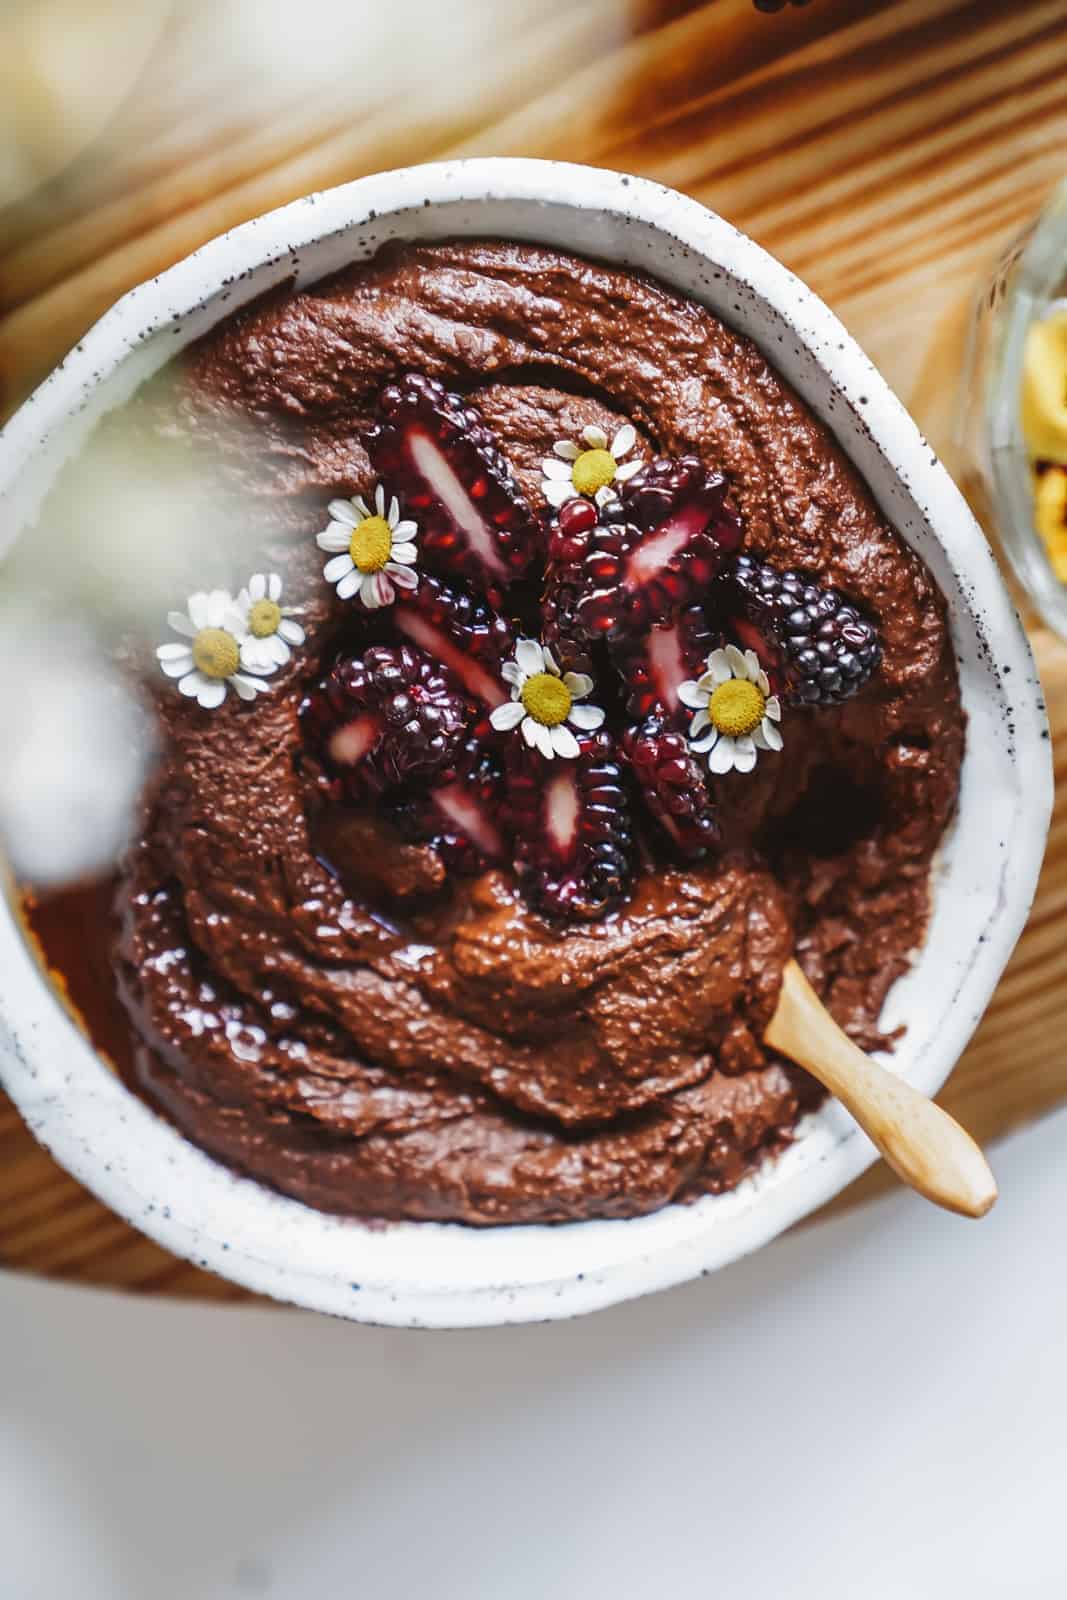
[388,739,507,873]
[541,497,601,675]
[576,456,742,640]
[506,730,633,921]
[622,719,720,860]
[300,643,472,801]
[722,553,881,707]
[365,373,540,600]
[611,603,715,725]
[394,572,514,710]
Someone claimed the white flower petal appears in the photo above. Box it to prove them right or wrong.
[371,571,395,608]
[385,562,418,591]
[542,646,560,677]
[756,669,771,697]
[615,459,642,483]
[317,523,352,553]
[351,494,371,519]
[501,660,525,688]
[187,593,211,630]
[707,736,737,775]
[159,652,194,679]
[235,588,252,617]
[759,718,783,752]
[197,679,228,710]
[336,568,362,602]
[178,670,204,699]
[707,649,733,685]
[552,724,580,759]
[594,486,615,507]
[328,498,359,527]
[533,721,555,760]
[248,573,266,602]
[521,716,539,749]
[324,553,355,583]
[490,701,525,731]
[554,440,580,460]
[389,542,418,564]
[563,672,594,699]
[568,702,604,731]
[724,644,748,678]
[393,520,418,540]
[268,573,283,602]
[278,619,305,646]
[388,495,401,530]
[374,484,386,516]
[157,642,191,661]
[690,730,717,754]
[205,589,231,628]
[678,680,707,710]
[543,480,575,508]
[742,649,762,683]
[167,610,196,637]
[582,424,608,450]
[765,696,782,722]
[232,673,267,702]
[515,639,545,678]
[612,423,636,459]
[222,606,250,639]
[542,458,573,481]
[732,735,758,773]
[689,708,711,737]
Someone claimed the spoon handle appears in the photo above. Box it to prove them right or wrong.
[766,960,997,1219]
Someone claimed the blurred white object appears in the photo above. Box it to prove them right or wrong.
[0,614,151,885]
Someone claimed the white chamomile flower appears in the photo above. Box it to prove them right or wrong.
[490,639,606,761]
[316,485,418,609]
[235,572,306,674]
[679,644,783,776]
[156,589,270,710]
[541,422,641,509]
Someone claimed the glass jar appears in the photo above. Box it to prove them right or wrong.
[959,177,1067,637]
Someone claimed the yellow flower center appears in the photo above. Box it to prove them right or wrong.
[709,678,765,738]
[191,627,239,681]
[521,672,573,728]
[349,515,393,573]
[571,448,617,498]
[248,598,282,638]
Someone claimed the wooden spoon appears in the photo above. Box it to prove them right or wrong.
[766,960,997,1219]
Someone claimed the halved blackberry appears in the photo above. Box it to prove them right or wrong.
[300,643,472,801]
[576,456,742,640]
[394,572,514,710]
[388,739,508,874]
[506,731,633,922]
[611,603,714,725]
[622,719,720,860]
[722,553,881,707]
[365,373,540,599]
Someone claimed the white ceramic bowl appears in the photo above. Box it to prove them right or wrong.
[0,160,1051,1327]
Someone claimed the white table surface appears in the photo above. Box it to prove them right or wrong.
[3,1108,1066,1600]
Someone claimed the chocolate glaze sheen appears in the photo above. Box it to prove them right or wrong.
[93,241,960,1225]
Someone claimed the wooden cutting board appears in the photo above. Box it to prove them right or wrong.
[1,0,1065,1300]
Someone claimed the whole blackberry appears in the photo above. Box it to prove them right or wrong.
[622,719,720,860]
[722,553,881,707]
[300,643,472,800]
[541,497,601,675]
[506,730,633,922]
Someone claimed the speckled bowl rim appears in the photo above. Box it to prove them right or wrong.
[0,159,1051,1327]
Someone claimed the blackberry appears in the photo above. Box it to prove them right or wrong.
[722,553,881,707]
[622,719,720,860]
[300,643,472,801]
[576,456,741,640]
[388,739,507,873]
[394,572,514,710]
[365,373,540,600]
[541,497,601,676]
[611,603,715,725]
[506,730,634,921]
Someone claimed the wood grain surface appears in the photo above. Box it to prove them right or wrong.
[1,0,1065,1299]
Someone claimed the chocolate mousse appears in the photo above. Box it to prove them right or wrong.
[61,241,965,1224]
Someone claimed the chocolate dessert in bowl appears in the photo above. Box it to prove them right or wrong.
[0,161,1049,1323]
